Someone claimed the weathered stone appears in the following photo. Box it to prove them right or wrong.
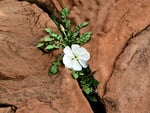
[0,0,93,113]
[1,0,150,112]
[25,0,150,97]
[0,108,12,113]
[104,26,150,113]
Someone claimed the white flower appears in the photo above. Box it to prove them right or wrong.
[63,44,90,71]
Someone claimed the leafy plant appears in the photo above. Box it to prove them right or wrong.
[36,8,91,51]
[49,54,62,75]
[72,67,99,102]
[37,8,99,102]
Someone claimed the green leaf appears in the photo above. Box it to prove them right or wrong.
[45,44,60,50]
[51,33,58,38]
[45,45,54,50]
[92,79,99,88]
[72,71,79,79]
[72,22,89,39]
[45,28,51,33]
[72,31,79,38]
[83,85,91,94]
[57,35,63,40]
[80,80,86,85]
[65,20,71,29]
[61,8,69,19]
[43,36,54,42]
[77,32,92,44]
[87,95,97,102]
[78,22,88,28]
[79,72,84,76]
[36,43,44,47]
[75,22,88,31]
[52,61,60,66]
[50,14,60,27]
[49,64,58,75]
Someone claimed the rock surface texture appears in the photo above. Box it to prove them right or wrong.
[104,27,150,113]
[0,0,150,113]
[0,0,93,113]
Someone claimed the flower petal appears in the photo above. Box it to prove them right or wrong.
[71,44,80,55]
[78,54,90,61]
[63,46,73,57]
[71,44,80,49]
[78,59,88,68]
[63,55,73,68]
[71,44,90,61]
[72,60,82,71]
[63,44,90,71]
[78,47,90,61]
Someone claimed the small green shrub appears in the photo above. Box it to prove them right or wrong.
[37,8,99,102]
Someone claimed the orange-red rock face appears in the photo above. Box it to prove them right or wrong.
[0,0,150,113]
[104,26,150,113]
[0,0,93,113]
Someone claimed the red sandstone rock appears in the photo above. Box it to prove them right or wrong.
[0,0,93,113]
[104,27,150,113]
[1,0,150,113]
[0,108,12,113]
[31,0,150,112]
[28,0,150,97]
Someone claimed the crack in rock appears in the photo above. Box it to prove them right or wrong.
[105,24,150,89]
[114,25,150,71]
[104,25,150,113]
[0,103,17,113]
